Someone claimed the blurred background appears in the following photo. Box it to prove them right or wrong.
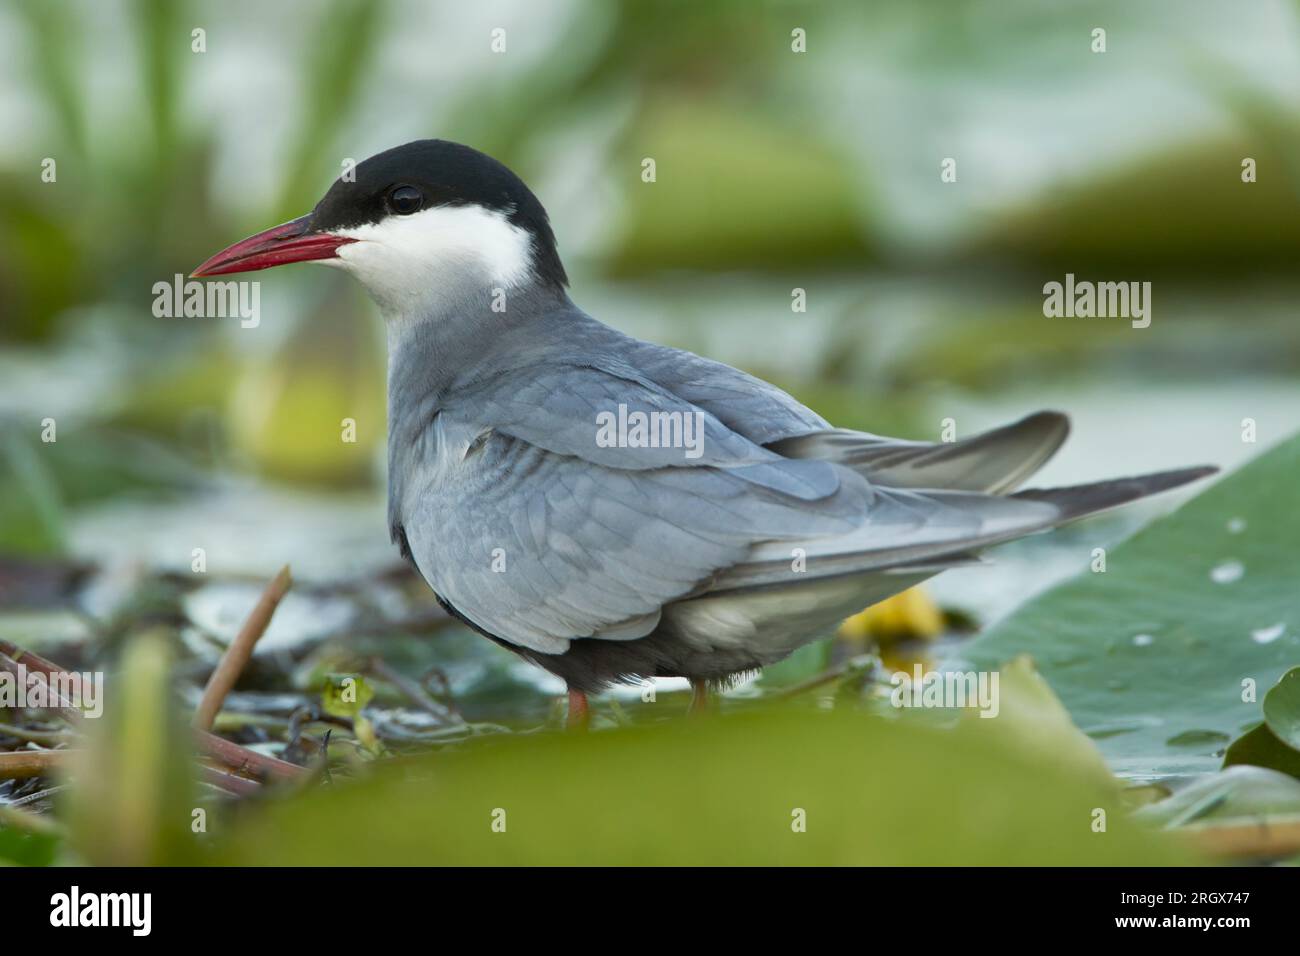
[1,0,1298,725]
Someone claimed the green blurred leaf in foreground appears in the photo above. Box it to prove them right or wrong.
[950,432,1300,780]
[66,631,196,866]
[0,812,62,866]
[978,655,1114,792]
[212,706,1191,866]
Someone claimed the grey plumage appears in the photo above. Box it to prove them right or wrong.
[384,281,1213,691]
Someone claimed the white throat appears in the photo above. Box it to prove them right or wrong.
[326,204,535,319]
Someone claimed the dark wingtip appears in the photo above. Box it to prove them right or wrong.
[1125,465,1219,497]
[1023,409,1070,426]
[1012,464,1219,521]
[1008,409,1071,446]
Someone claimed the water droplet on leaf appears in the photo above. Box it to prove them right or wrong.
[1250,622,1285,644]
[1210,560,1244,584]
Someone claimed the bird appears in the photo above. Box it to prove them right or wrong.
[193,139,1216,727]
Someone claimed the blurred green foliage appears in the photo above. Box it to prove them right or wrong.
[0,422,199,556]
[2,0,1299,493]
[66,631,197,865]
[212,705,1192,866]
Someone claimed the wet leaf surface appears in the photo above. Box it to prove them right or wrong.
[950,433,1300,781]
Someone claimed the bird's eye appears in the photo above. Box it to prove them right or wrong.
[388,185,423,215]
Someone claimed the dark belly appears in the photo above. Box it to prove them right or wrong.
[434,593,764,693]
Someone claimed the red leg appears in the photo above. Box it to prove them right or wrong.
[688,680,710,716]
[566,689,590,731]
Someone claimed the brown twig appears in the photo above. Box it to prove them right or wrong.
[0,749,75,781]
[2,634,308,790]
[0,640,88,694]
[193,565,292,731]
[0,651,85,723]
[194,729,306,781]
[370,657,463,725]
[0,640,67,675]
[1177,818,1300,861]
[198,763,263,796]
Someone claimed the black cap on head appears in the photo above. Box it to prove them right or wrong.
[310,139,568,289]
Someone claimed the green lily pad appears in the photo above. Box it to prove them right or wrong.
[1136,765,1300,827]
[1263,666,1300,750]
[211,706,1191,866]
[948,433,1300,780]
[1222,723,1300,779]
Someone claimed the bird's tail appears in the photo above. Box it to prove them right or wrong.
[662,463,1218,662]
[705,462,1218,593]
[1008,465,1219,523]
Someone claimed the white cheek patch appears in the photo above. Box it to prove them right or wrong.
[331,204,535,313]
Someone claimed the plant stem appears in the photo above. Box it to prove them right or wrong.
[193,565,292,731]
[0,749,74,780]
[0,802,63,836]
[194,729,306,782]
